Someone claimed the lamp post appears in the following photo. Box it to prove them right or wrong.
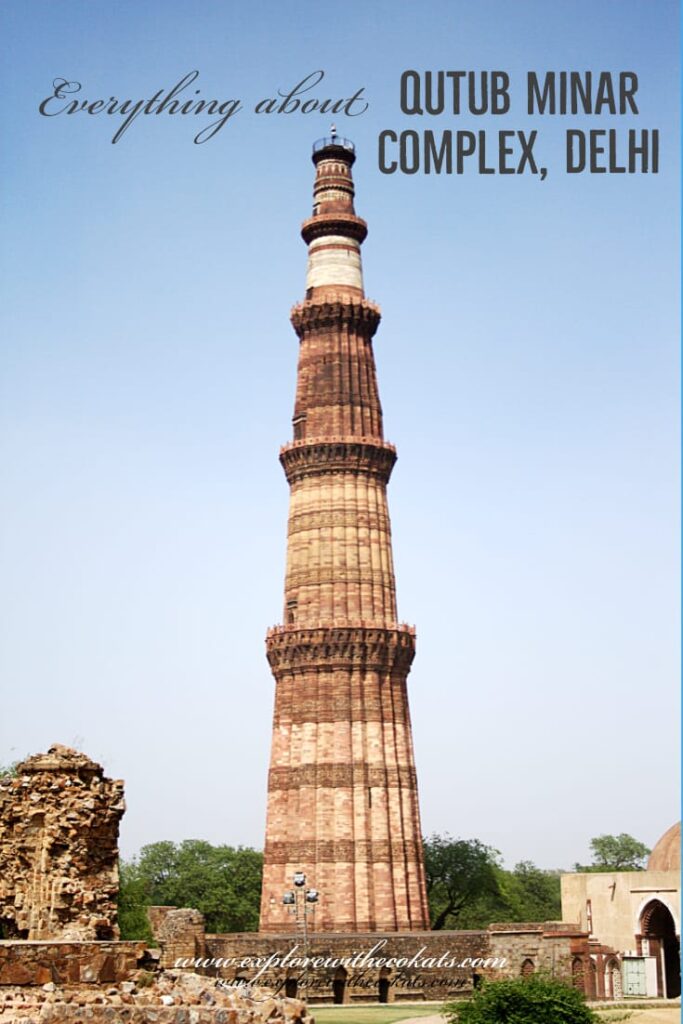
[282,872,319,1001]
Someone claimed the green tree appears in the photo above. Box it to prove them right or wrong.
[454,861,561,929]
[443,974,598,1024]
[118,859,155,943]
[424,834,506,930]
[121,840,263,934]
[505,861,562,921]
[574,833,650,872]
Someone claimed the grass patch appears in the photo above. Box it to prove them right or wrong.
[313,1005,439,1024]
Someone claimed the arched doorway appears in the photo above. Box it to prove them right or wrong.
[571,956,585,993]
[520,958,535,978]
[285,977,298,998]
[640,899,681,998]
[606,959,622,999]
[378,968,391,1003]
[332,967,347,1004]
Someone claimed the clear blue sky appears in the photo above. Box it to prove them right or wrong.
[0,0,679,869]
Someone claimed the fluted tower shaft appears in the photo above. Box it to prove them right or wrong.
[260,138,430,933]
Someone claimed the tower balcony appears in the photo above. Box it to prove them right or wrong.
[279,436,397,485]
[265,621,417,675]
[312,136,356,163]
[266,621,416,637]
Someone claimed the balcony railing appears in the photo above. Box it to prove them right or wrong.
[313,136,355,155]
[266,621,416,636]
[280,435,396,453]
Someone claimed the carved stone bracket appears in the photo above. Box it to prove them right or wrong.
[265,624,416,674]
[280,437,397,485]
[290,296,381,338]
[301,212,368,245]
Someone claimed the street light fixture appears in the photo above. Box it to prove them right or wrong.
[281,871,319,1001]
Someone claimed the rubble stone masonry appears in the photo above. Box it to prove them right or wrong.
[0,745,124,941]
[0,968,312,1023]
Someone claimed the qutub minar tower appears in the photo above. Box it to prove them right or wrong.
[260,134,430,934]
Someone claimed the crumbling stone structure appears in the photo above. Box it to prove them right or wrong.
[0,968,312,1023]
[155,909,208,969]
[0,939,146,986]
[0,744,125,940]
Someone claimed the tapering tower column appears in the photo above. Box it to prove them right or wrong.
[260,136,430,933]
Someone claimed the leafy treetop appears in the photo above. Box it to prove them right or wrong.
[574,833,650,872]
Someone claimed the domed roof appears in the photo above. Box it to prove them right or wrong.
[647,822,681,872]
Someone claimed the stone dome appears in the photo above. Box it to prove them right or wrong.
[647,822,681,872]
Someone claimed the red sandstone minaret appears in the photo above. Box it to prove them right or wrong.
[260,135,430,933]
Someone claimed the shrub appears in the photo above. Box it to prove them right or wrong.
[443,974,599,1024]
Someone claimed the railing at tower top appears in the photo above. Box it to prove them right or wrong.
[266,622,416,637]
[312,136,355,155]
[280,435,396,453]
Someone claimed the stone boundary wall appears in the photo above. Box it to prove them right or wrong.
[147,911,617,1003]
[204,928,491,1001]
[488,925,579,983]
[0,940,147,986]
[157,911,207,969]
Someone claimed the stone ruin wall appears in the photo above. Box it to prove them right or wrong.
[0,744,618,1014]
[0,967,311,1023]
[0,747,310,1022]
[0,744,124,941]
[155,909,208,968]
[0,940,147,986]
[154,914,608,1003]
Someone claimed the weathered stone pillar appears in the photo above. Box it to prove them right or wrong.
[0,744,125,940]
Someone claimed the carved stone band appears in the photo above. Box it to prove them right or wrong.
[264,839,424,864]
[280,439,397,485]
[268,762,418,790]
[290,296,381,337]
[301,212,368,245]
[265,624,416,674]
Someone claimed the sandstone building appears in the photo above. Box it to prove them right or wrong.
[561,822,681,998]
[260,135,429,933]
